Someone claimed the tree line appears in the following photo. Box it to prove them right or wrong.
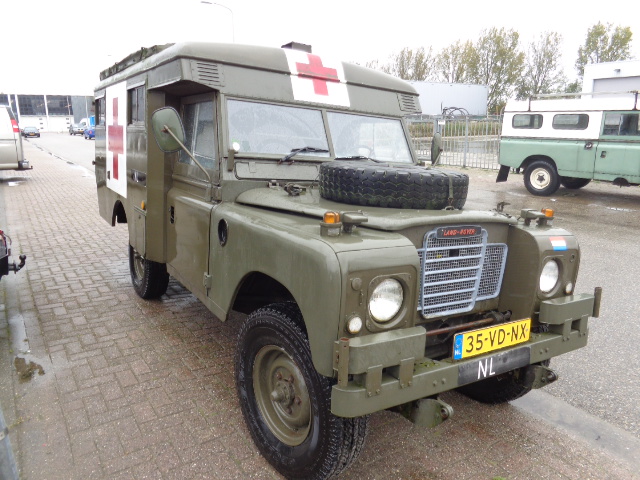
[366,22,633,113]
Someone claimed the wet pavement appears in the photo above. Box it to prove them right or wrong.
[1,142,639,480]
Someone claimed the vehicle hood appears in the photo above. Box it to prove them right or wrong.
[236,187,517,231]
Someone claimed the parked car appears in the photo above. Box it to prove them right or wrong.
[21,126,40,138]
[497,92,640,196]
[84,126,95,140]
[0,105,29,170]
[69,123,84,135]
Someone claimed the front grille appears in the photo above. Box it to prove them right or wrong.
[417,228,507,319]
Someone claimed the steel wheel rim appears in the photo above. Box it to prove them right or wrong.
[530,167,551,190]
[133,249,145,281]
[253,345,311,446]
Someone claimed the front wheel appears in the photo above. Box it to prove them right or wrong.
[128,245,169,299]
[235,303,368,480]
[523,159,560,196]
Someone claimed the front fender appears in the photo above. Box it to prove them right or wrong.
[209,203,416,376]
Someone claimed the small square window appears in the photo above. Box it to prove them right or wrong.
[552,114,589,130]
[513,114,543,129]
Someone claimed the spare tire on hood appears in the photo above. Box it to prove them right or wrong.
[319,160,468,210]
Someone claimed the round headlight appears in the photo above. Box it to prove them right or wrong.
[540,260,560,294]
[369,279,403,322]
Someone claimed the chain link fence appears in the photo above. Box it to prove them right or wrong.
[407,115,503,170]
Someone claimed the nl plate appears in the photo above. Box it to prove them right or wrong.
[453,318,531,360]
[458,346,531,386]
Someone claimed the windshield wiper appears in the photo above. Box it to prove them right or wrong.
[278,146,329,164]
[334,155,370,160]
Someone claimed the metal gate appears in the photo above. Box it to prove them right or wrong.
[407,115,502,170]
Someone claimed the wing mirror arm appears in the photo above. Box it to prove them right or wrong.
[161,125,212,184]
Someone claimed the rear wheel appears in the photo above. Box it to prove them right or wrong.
[457,361,550,404]
[523,159,560,196]
[128,245,169,299]
[235,303,368,480]
[560,177,591,190]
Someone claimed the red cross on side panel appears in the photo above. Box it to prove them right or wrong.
[295,54,339,96]
[107,97,124,180]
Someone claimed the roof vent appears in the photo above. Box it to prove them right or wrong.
[281,42,312,53]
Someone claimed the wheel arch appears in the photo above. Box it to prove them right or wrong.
[111,200,127,226]
[232,271,302,328]
[521,154,557,172]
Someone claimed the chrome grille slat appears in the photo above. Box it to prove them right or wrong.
[417,228,507,318]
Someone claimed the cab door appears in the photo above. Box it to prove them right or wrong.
[594,112,640,183]
[166,96,218,300]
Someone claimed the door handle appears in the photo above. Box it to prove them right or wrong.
[600,151,607,158]
[584,142,593,150]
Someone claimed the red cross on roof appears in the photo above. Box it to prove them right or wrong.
[295,54,339,96]
[107,97,124,180]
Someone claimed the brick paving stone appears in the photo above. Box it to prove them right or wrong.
[1,141,639,480]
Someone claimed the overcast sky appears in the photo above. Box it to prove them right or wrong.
[2,0,639,96]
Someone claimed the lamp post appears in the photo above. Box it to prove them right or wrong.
[200,1,235,43]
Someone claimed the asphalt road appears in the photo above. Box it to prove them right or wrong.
[24,132,95,172]
[15,133,640,462]
[463,166,640,441]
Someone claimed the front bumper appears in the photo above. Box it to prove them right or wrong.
[331,293,595,418]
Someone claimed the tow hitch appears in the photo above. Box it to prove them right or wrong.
[0,230,26,281]
[409,397,454,428]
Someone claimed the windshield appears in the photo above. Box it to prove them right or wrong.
[226,99,413,163]
[227,99,330,157]
[327,112,412,163]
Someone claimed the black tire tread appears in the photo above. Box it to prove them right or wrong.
[235,303,368,480]
[319,161,468,210]
[129,245,169,299]
[560,176,591,190]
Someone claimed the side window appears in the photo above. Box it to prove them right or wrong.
[180,101,216,170]
[128,86,145,124]
[512,114,543,129]
[552,114,589,130]
[603,112,640,136]
[95,98,105,126]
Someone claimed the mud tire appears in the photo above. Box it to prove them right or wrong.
[523,159,560,196]
[458,357,551,404]
[319,161,468,210]
[560,177,591,190]
[235,302,368,480]
[128,245,169,299]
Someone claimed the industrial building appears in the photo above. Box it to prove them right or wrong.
[0,93,94,132]
[582,60,640,94]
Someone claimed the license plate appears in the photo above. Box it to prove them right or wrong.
[458,346,531,386]
[453,318,531,360]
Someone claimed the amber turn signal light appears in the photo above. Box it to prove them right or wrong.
[323,211,340,224]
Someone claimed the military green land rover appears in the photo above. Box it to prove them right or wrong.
[94,42,601,480]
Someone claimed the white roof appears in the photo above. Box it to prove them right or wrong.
[505,93,638,113]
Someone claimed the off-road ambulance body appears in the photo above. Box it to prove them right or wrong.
[95,42,600,480]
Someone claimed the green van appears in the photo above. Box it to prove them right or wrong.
[496,92,640,196]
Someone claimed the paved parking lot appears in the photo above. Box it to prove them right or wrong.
[1,142,639,480]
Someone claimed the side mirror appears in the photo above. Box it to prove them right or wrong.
[151,107,186,153]
[431,132,443,165]
[150,106,212,184]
